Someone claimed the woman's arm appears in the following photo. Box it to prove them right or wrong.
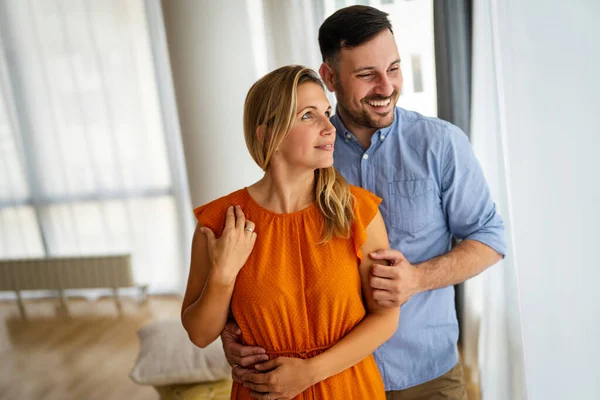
[242,210,399,398]
[182,205,256,348]
[307,209,399,377]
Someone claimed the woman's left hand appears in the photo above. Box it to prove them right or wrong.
[242,357,317,400]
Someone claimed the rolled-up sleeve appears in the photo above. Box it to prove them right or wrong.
[441,124,506,256]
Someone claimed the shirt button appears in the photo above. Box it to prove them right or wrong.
[363,154,369,160]
[346,133,351,138]
[380,135,386,141]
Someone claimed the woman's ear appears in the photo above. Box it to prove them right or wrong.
[256,125,265,143]
[319,63,336,93]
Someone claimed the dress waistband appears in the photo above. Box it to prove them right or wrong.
[265,344,333,359]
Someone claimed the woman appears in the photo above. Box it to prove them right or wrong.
[182,65,399,399]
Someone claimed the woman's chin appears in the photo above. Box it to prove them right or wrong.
[318,156,335,169]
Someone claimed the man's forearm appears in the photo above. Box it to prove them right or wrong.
[415,239,502,293]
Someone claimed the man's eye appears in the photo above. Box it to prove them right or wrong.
[358,74,373,79]
[325,111,331,118]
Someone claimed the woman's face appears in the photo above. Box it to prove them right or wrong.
[272,82,335,171]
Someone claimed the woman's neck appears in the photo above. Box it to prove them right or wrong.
[248,169,315,214]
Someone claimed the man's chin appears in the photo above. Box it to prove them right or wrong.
[368,112,395,129]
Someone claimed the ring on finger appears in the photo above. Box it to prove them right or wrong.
[244,221,255,233]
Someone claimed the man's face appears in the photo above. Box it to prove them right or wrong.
[331,29,403,131]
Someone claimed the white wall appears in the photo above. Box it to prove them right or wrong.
[161,0,263,208]
[496,1,600,398]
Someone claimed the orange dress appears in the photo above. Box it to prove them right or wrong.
[194,185,385,399]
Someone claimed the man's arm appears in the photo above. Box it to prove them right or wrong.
[370,240,501,306]
[221,320,269,380]
[370,123,506,306]
[417,239,502,289]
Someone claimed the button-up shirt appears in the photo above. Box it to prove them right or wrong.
[332,107,506,390]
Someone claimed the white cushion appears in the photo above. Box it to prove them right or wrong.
[130,319,231,386]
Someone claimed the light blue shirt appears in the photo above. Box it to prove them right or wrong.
[332,107,506,390]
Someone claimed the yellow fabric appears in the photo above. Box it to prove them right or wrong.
[154,380,232,400]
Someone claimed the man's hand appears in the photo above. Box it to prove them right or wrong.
[221,320,269,383]
[369,249,423,307]
[242,357,315,400]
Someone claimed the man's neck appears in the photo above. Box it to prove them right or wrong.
[336,109,376,150]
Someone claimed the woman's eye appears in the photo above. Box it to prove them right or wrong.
[301,112,313,120]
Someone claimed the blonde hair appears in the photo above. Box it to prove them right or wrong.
[243,65,354,242]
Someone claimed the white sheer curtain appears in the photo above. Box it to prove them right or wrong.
[463,0,527,398]
[247,0,323,77]
[0,0,192,294]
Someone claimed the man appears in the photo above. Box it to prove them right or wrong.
[222,5,505,400]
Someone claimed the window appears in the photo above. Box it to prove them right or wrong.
[411,54,424,92]
[0,0,189,293]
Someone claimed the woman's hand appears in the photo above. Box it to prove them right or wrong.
[202,205,257,286]
[242,357,317,400]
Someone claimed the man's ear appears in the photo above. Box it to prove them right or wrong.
[319,63,336,93]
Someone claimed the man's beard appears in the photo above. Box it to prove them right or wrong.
[335,82,397,130]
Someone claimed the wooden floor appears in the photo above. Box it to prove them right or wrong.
[0,295,481,400]
[0,295,182,400]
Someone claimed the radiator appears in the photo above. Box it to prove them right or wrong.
[0,254,146,317]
